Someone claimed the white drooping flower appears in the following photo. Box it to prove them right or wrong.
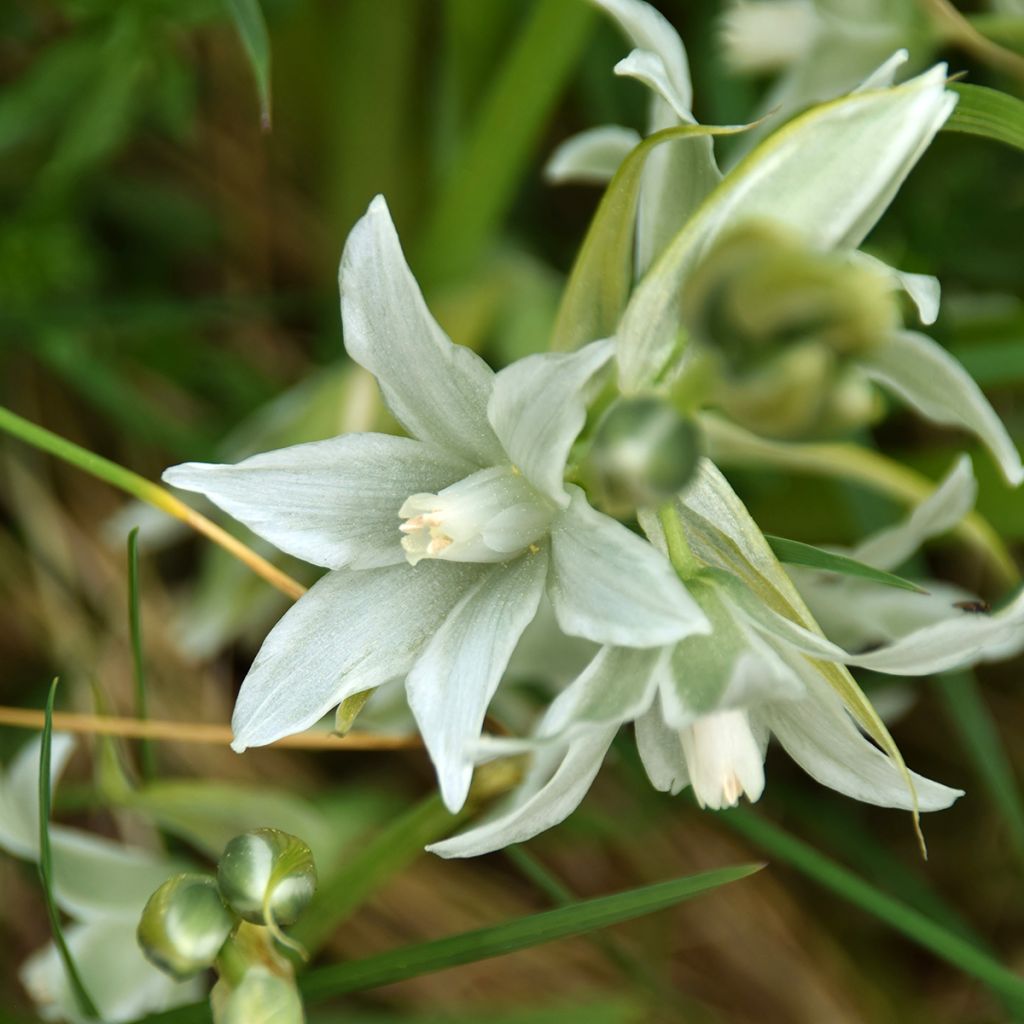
[428,458,1024,857]
[163,196,709,812]
[0,736,199,1022]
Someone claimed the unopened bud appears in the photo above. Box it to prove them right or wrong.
[217,829,317,928]
[586,397,701,515]
[217,967,305,1024]
[137,873,236,980]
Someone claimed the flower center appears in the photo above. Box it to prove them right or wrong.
[680,709,765,810]
[398,465,552,566]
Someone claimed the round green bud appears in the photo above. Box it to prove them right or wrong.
[587,397,701,515]
[217,829,317,928]
[137,873,236,980]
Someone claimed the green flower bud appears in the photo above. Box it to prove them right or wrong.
[137,873,236,980]
[217,967,305,1024]
[586,397,701,515]
[217,829,317,928]
[683,221,898,371]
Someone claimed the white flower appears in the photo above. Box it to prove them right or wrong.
[0,736,199,1022]
[163,196,709,811]
[430,459,994,858]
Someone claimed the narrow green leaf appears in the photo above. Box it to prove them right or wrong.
[550,123,753,354]
[722,809,1024,1006]
[946,83,1024,153]
[936,671,1024,863]
[765,534,926,593]
[300,864,759,1001]
[415,0,596,285]
[38,679,101,1020]
[127,528,156,782]
[224,0,272,129]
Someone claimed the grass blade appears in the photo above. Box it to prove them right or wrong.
[721,808,1024,1006]
[936,670,1024,863]
[127,528,156,781]
[946,83,1024,153]
[765,534,926,593]
[224,0,272,129]
[38,679,100,1019]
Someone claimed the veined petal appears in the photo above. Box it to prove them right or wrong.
[488,340,614,506]
[406,551,548,812]
[21,918,200,1024]
[164,434,473,571]
[545,125,641,185]
[427,727,616,858]
[860,330,1024,487]
[594,0,694,116]
[617,65,956,391]
[761,673,962,811]
[0,733,75,859]
[635,696,689,794]
[548,487,709,647]
[850,455,975,570]
[339,196,503,466]
[231,561,487,750]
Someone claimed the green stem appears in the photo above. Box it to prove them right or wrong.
[658,503,701,580]
[127,528,156,782]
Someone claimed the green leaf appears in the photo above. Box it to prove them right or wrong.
[127,527,156,781]
[946,83,1024,153]
[722,809,1024,1007]
[224,0,272,129]
[765,534,926,593]
[38,679,100,1020]
[550,122,753,354]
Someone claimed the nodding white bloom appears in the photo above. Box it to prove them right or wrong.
[431,459,1006,858]
[0,736,199,1022]
[164,197,709,812]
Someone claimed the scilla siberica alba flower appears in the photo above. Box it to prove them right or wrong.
[163,197,709,811]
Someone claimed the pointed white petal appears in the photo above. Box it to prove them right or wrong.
[615,49,691,122]
[850,455,976,570]
[427,727,616,858]
[762,676,962,811]
[594,0,694,115]
[855,49,910,91]
[635,697,689,794]
[338,196,503,466]
[548,487,709,646]
[21,919,200,1024]
[231,562,487,750]
[545,125,641,184]
[407,552,548,812]
[617,66,957,390]
[853,251,940,325]
[860,330,1024,486]
[164,435,473,571]
[0,733,75,859]
[488,340,614,506]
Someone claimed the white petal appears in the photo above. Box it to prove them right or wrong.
[719,0,819,75]
[594,0,694,115]
[21,919,200,1024]
[544,125,641,184]
[338,196,503,466]
[681,708,766,810]
[488,340,614,506]
[617,65,956,391]
[762,677,962,811]
[164,434,473,571]
[0,733,75,859]
[548,487,709,646]
[635,696,689,794]
[427,727,616,858]
[855,49,910,91]
[853,252,941,325]
[850,455,976,570]
[860,330,1024,486]
[231,561,487,750]
[615,49,692,122]
[406,552,548,812]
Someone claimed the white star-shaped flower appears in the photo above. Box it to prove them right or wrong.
[164,197,709,811]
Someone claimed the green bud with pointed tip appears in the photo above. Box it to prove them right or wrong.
[586,397,701,516]
[217,829,317,928]
[137,873,236,980]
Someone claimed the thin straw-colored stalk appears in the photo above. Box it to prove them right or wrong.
[0,405,306,600]
[0,706,420,751]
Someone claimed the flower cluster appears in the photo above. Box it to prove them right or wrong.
[163,0,1023,858]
